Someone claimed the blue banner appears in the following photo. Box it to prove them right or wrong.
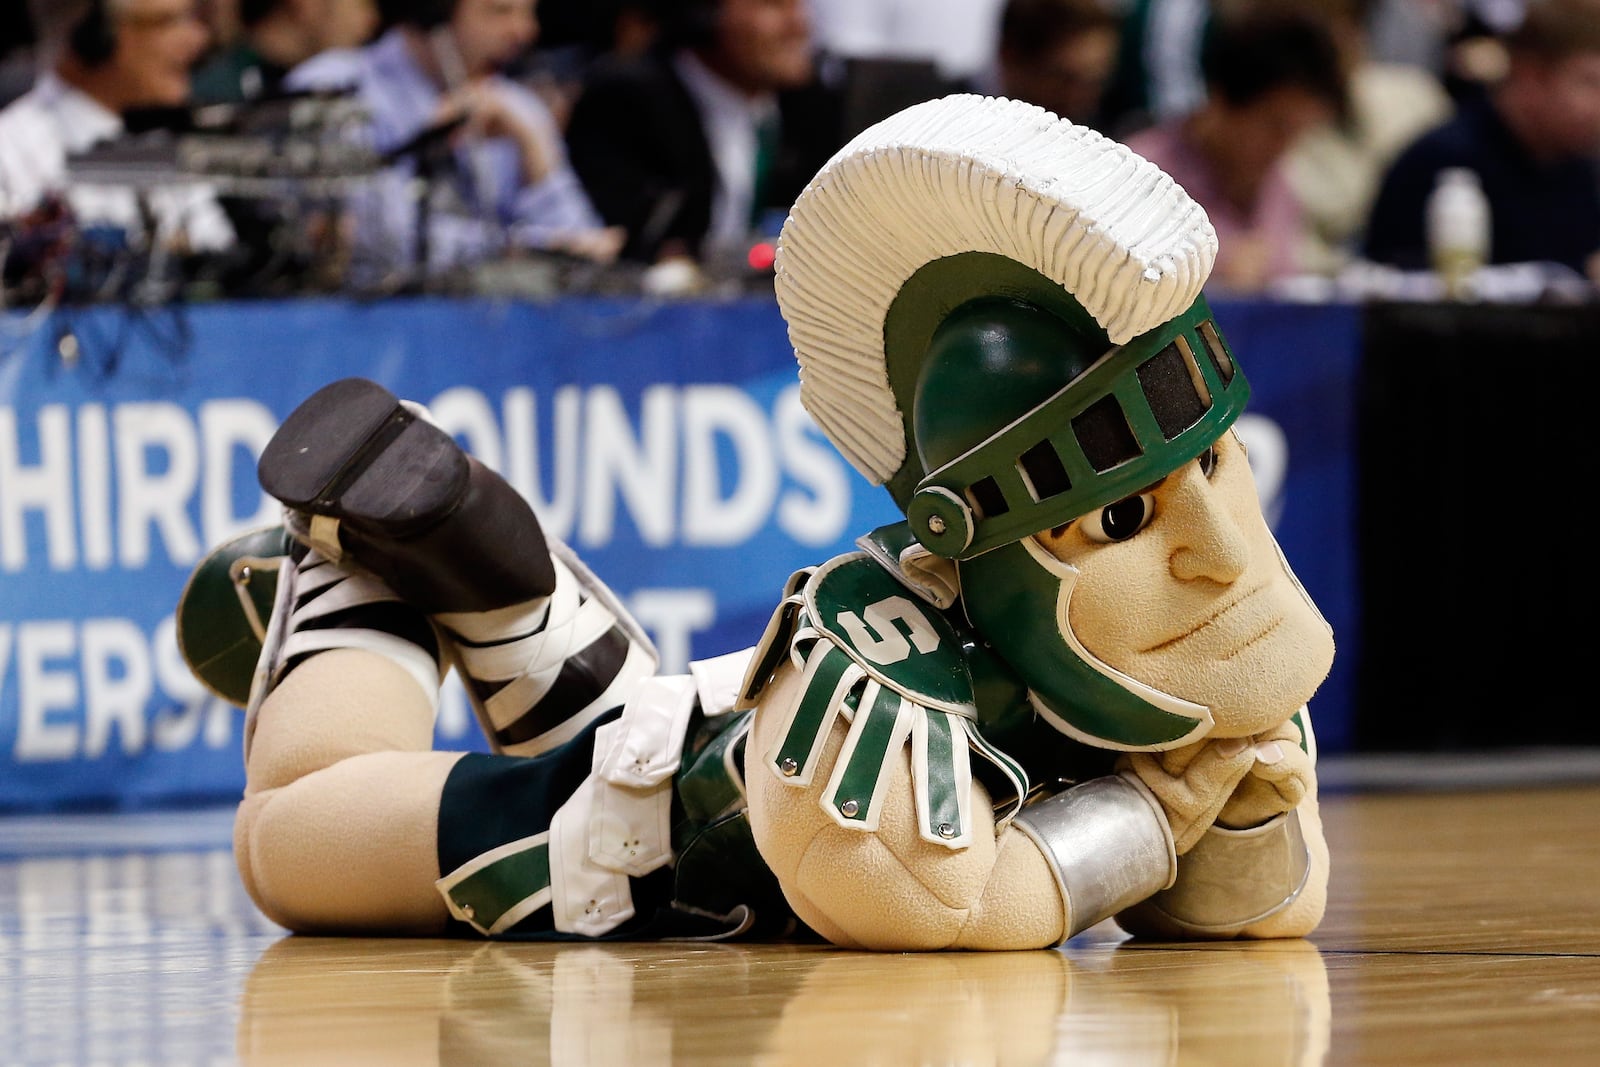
[0,295,1359,811]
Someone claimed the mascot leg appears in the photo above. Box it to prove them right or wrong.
[232,541,461,934]
[258,377,658,758]
[226,378,668,939]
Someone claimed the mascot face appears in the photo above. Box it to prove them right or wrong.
[1034,430,1333,738]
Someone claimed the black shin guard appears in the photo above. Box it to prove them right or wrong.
[259,377,556,614]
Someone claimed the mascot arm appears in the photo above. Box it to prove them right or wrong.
[1115,712,1330,940]
[745,654,1054,950]
[738,564,1177,950]
[745,655,1182,950]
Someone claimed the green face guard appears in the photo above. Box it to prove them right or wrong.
[884,254,1250,560]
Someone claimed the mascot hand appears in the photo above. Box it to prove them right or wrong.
[1218,720,1314,830]
[1118,738,1258,855]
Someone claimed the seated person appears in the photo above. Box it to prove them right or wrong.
[284,0,622,281]
[563,0,840,265]
[976,0,1122,131]
[1283,0,1453,276]
[1363,0,1600,284]
[1124,7,1347,293]
[190,0,380,105]
[0,0,233,256]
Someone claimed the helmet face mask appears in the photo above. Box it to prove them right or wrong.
[875,253,1254,748]
[889,253,1251,561]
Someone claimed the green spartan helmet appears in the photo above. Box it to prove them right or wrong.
[775,94,1251,751]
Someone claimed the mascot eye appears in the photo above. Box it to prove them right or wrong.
[1198,445,1217,477]
[1079,493,1156,544]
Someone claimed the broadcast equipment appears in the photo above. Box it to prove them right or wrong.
[66,89,383,199]
[49,89,387,299]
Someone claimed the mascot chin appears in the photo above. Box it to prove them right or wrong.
[179,94,1334,949]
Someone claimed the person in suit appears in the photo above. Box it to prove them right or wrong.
[562,0,841,266]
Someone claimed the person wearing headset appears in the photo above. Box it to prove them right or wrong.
[282,0,624,281]
[0,0,234,252]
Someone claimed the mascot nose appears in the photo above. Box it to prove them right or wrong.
[1166,471,1249,583]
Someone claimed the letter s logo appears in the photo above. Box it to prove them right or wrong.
[835,597,941,665]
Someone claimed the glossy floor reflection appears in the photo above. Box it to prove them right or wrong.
[2,779,1598,1066]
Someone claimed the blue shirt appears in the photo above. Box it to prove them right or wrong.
[286,29,605,277]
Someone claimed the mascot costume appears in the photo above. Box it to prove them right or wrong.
[179,95,1335,949]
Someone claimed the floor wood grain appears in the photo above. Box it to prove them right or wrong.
[2,779,1596,1065]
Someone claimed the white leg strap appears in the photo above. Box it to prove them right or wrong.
[547,674,701,937]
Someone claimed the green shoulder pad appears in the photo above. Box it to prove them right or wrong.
[803,552,974,716]
[176,525,292,707]
[755,553,1031,849]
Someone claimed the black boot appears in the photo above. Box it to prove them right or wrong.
[258,377,556,614]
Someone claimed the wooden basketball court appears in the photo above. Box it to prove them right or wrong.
[3,756,1597,1065]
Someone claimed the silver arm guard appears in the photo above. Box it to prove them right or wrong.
[1140,809,1311,936]
[1012,774,1177,942]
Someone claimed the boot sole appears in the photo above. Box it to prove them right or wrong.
[258,378,468,540]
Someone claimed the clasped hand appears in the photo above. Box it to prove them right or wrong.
[1119,718,1312,854]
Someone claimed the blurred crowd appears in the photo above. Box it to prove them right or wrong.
[0,0,1596,304]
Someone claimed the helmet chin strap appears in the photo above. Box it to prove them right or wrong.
[959,536,1215,752]
[1025,536,1214,731]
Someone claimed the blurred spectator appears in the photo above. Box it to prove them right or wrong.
[1439,0,1526,102]
[1,5,38,109]
[1124,7,1347,292]
[190,0,380,104]
[1098,0,1215,139]
[1363,0,1600,283]
[502,0,660,133]
[807,0,1005,85]
[283,0,622,280]
[975,0,1121,129]
[563,0,840,266]
[1285,0,1453,274]
[0,0,234,252]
